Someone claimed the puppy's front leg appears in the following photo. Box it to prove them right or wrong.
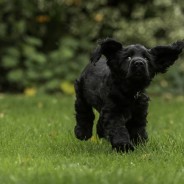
[100,105,134,152]
[127,93,149,145]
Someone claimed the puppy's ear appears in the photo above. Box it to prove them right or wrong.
[90,38,122,64]
[150,41,184,73]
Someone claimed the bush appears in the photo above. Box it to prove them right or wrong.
[0,0,184,94]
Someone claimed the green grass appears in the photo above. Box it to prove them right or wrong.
[0,94,184,184]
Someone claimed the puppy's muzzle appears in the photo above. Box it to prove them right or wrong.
[134,60,144,67]
[127,58,149,79]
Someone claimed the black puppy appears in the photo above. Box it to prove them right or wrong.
[74,38,184,152]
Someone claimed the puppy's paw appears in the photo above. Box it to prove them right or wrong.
[74,125,92,141]
[129,127,148,146]
[112,141,134,153]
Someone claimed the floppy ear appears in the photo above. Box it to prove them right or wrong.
[90,38,122,64]
[150,41,184,73]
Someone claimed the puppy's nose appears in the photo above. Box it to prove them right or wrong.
[134,60,144,68]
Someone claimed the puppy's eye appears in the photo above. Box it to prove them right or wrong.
[127,57,132,61]
[144,57,149,61]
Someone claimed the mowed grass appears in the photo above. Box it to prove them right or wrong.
[0,94,184,184]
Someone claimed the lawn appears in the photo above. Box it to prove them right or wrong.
[0,94,184,184]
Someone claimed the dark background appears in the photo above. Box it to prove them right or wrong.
[0,0,184,95]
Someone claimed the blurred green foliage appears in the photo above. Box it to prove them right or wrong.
[0,0,184,94]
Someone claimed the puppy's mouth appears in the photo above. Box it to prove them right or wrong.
[126,59,150,80]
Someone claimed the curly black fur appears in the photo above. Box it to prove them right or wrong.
[74,38,184,152]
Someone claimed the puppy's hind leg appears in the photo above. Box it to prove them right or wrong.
[74,80,95,140]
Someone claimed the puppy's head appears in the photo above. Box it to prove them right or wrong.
[91,38,184,85]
